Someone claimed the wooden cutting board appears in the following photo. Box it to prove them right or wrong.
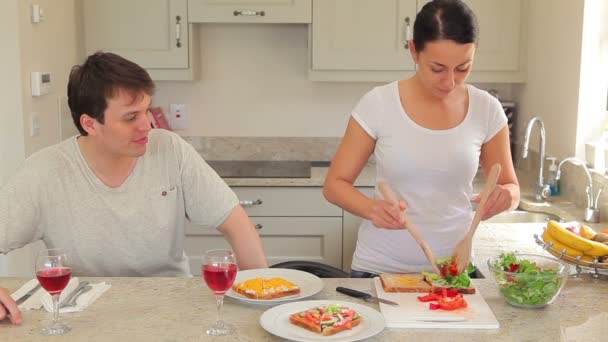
[373,278,499,329]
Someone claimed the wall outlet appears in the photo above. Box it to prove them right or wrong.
[169,104,188,130]
[30,112,40,137]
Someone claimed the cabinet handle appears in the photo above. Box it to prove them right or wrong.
[403,17,411,50]
[255,224,263,230]
[233,10,266,17]
[175,15,182,48]
[240,199,263,207]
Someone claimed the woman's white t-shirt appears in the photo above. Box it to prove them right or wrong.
[351,81,507,274]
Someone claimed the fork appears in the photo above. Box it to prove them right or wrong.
[59,282,92,308]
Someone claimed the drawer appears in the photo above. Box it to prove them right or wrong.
[233,187,341,217]
[188,0,312,24]
[185,217,342,275]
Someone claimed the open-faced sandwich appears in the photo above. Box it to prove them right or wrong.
[232,277,300,300]
[423,257,476,294]
[380,257,475,294]
[289,303,362,336]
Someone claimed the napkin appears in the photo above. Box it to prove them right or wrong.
[11,277,111,313]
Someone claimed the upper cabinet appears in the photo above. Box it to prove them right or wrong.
[312,0,416,71]
[83,0,196,81]
[310,0,526,82]
[188,0,312,23]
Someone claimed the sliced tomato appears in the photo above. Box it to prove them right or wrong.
[306,312,320,325]
[449,259,459,276]
[417,293,442,302]
[508,263,520,272]
[429,302,441,310]
[445,288,459,297]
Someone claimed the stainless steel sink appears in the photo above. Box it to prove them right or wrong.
[485,210,562,223]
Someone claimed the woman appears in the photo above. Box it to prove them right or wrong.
[323,0,520,278]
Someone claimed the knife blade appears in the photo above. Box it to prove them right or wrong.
[336,287,399,306]
[15,283,41,305]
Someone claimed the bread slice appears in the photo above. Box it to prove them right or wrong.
[232,277,300,300]
[380,273,432,293]
[289,304,363,336]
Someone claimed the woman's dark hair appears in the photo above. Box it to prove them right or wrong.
[413,0,479,52]
[67,52,155,136]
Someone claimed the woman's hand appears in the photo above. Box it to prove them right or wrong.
[475,184,513,220]
[0,287,22,325]
[369,199,408,229]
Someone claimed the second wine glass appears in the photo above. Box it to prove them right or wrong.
[202,249,238,336]
[35,248,72,335]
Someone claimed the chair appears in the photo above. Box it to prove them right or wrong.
[270,261,350,278]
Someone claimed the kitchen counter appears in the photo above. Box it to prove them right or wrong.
[2,274,606,341]
[222,165,376,187]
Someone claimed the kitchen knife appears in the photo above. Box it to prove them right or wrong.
[15,283,41,305]
[410,316,467,322]
[336,287,398,306]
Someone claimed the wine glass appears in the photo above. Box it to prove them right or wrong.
[202,249,238,336]
[35,248,72,335]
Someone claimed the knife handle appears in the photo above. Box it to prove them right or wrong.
[336,287,371,299]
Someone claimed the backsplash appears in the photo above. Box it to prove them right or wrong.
[184,136,341,162]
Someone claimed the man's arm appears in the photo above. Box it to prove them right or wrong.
[218,205,268,270]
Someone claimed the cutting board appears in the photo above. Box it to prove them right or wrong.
[373,278,499,329]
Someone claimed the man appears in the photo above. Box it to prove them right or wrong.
[0,52,267,324]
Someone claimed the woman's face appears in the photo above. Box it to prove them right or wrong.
[410,39,476,99]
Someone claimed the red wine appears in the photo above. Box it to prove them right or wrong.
[202,263,237,294]
[36,267,72,295]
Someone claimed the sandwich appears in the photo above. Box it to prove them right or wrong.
[422,257,476,294]
[289,303,362,336]
[379,273,431,293]
[232,277,300,300]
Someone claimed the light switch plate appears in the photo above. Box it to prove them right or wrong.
[169,104,188,130]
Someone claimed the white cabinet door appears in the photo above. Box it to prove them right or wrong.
[83,0,190,70]
[342,187,373,273]
[185,217,342,275]
[464,0,522,71]
[188,0,312,23]
[233,187,342,217]
[312,0,417,71]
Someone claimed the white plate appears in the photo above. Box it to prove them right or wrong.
[260,300,385,342]
[226,268,324,305]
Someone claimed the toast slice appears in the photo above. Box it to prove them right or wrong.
[380,273,432,293]
[232,277,300,300]
[289,304,362,336]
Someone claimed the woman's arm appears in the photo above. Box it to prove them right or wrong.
[323,117,405,229]
[479,126,520,219]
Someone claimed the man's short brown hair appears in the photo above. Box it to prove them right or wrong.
[67,52,155,135]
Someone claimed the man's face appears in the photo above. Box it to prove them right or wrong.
[411,40,475,99]
[90,89,152,158]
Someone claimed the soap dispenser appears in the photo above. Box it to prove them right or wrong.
[546,157,559,196]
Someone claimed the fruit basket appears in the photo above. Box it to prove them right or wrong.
[535,232,608,279]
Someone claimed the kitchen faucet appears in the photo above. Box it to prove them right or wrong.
[555,157,601,223]
[522,117,551,201]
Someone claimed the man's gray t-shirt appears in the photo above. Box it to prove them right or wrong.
[0,129,238,276]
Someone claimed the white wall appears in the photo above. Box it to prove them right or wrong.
[153,24,514,137]
[0,0,81,277]
[0,0,27,276]
[512,0,585,159]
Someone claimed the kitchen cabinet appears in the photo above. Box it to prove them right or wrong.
[83,0,197,81]
[342,187,373,273]
[188,0,312,23]
[309,0,525,82]
[185,187,343,275]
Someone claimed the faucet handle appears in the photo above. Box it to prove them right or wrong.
[541,184,552,199]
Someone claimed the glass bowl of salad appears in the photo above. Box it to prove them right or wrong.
[487,252,570,308]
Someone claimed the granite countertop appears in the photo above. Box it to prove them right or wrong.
[222,165,376,187]
[2,245,606,342]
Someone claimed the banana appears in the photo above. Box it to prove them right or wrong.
[546,220,608,257]
[542,230,584,256]
[579,225,597,240]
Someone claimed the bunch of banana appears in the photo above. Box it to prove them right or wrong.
[542,220,608,259]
